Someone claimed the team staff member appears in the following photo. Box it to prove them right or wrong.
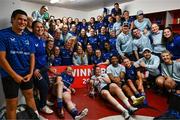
[132,27,152,60]
[133,10,151,34]
[134,48,160,88]
[31,21,54,114]
[0,9,38,119]
[116,22,136,61]
[150,23,166,57]
[156,50,180,94]
[32,5,49,22]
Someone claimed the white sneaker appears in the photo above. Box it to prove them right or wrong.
[128,106,138,115]
[75,108,88,120]
[122,110,130,120]
[47,100,54,106]
[41,105,54,114]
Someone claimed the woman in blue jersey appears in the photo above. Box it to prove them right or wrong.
[31,21,55,114]
[163,27,180,61]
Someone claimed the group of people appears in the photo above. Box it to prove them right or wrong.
[0,2,180,120]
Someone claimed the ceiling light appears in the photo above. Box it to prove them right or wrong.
[50,0,59,4]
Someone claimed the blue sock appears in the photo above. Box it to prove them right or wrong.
[141,92,146,96]
[71,108,78,118]
[57,98,63,109]
[135,93,141,97]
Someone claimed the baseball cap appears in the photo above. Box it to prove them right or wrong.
[142,48,152,53]
[137,10,143,16]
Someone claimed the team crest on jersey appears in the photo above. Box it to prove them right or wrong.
[35,44,38,47]
[170,43,174,47]
[10,37,15,42]
[24,40,30,45]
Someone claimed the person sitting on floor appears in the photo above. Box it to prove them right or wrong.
[89,65,138,120]
[54,66,88,120]
[106,55,145,106]
[156,50,180,94]
[123,57,147,105]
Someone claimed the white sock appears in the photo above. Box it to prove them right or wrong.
[116,104,127,112]
[131,96,136,100]
[122,98,131,108]
[34,110,39,118]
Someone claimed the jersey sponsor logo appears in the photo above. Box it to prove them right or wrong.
[10,50,30,55]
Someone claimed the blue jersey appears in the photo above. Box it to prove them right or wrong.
[111,8,122,16]
[54,39,64,48]
[30,34,47,69]
[103,49,118,60]
[76,23,81,33]
[69,31,78,37]
[96,21,107,32]
[77,36,88,50]
[52,56,62,66]
[109,37,117,50]
[80,23,88,31]
[92,55,105,65]
[166,34,180,59]
[0,27,35,77]
[97,33,109,50]
[88,36,98,50]
[125,65,137,81]
[60,72,74,88]
[108,23,114,31]
[61,48,73,65]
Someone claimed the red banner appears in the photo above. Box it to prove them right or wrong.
[50,64,107,88]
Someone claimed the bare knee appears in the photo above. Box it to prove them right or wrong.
[23,89,34,100]
[156,76,165,88]
[89,80,94,88]
[122,84,129,91]
[164,77,176,89]
[109,83,119,90]
[57,81,64,87]
[101,90,110,98]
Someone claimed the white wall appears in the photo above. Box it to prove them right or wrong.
[87,0,180,19]
[0,0,21,29]
[20,1,87,20]
[0,0,88,29]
